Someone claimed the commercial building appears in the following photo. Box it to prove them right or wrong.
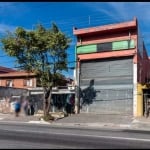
[73,17,150,117]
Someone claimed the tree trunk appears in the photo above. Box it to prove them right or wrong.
[43,86,52,116]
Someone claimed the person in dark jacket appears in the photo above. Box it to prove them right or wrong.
[70,94,75,114]
[15,100,21,117]
[30,102,35,115]
[65,94,72,116]
[27,102,31,116]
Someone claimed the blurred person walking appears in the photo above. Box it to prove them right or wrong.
[14,100,21,117]
[22,99,28,116]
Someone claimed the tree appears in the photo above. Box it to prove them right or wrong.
[1,23,72,116]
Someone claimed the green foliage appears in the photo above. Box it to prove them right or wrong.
[1,22,72,88]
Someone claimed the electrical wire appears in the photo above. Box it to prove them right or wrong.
[0,14,150,68]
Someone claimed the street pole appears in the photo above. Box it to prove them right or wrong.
[74,46,80,114]
[77,58,81,114]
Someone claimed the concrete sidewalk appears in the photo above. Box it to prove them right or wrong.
[51,113,133,129]
[0,113,41,123]
[50,113,150,131]
[1,112,150,131]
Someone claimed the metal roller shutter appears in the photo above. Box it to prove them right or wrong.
[79,57,133,115]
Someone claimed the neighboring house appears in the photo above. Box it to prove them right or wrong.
[65,77,74,86]
[0,69,36,89]
[0,66,75,114]
[0,66,74,89]
[73,17,150,117]
[0,66,16,73]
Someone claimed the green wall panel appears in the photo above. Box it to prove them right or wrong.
[129,39,135,48]
[112,40,129,50]
[77,44,97,54]
[76,40,135,54]
[112,40,135,50]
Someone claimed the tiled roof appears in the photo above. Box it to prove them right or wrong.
[0,66,16,73]
[0,71,36,78]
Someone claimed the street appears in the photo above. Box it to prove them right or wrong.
[0,123,150,149]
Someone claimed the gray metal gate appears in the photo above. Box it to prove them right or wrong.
[79,57,133,115]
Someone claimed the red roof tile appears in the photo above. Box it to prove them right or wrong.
[0,71,36,78]
[0,66,16,73]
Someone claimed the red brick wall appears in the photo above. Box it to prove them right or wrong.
[0,78,36,89]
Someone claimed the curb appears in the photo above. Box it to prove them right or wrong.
[49,122,150,132]
[0,120,51,126]
[50,122,132,129]
[28,120,50,124]
[0,119,150,132]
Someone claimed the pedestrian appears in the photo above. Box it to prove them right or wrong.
[14,99,21,117]
[27,102,31,116]
[22,100,28,116]
[65,94,72,116]
[30,102,35,116]
[70,94,75,114]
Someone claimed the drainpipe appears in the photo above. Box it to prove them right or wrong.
[77,58,80,114]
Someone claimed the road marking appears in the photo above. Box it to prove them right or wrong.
[45,132,150,142]
[1,128,150,142]
[0,120,50,126]
[0,118,3,120]
[28,121,50,124]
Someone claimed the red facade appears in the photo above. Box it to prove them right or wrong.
[73,17,150,85]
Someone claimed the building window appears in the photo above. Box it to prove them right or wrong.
[77,39,135,54]
[6,80,13,87]
[97,42,112,52]
[24,79,32,87]
[97,39,135,52]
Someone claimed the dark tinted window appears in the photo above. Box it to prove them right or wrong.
[97,42,112,52]
[97,40,135,52]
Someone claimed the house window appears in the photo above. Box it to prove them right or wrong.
[6,80,13,87]
[24,79,32,87]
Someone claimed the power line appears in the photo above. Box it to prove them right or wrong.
[32,14,130,32]
[0,14,150,68]
[38,13,130,27]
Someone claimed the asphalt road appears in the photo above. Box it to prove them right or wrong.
[0,123,150,149]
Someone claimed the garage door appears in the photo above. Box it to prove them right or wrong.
[79,57,133,115]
